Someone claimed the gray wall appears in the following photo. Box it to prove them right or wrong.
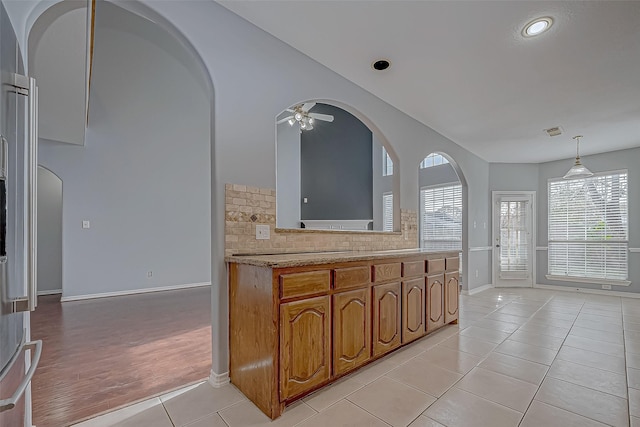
[29,2,86,145]
[536,147,640,292]
[300,104,373,221]
[37,1,211,299]
[489,149,639,292]
[20,0,495,375]
[275,119,301,228]
[372,136,393,230]
[419,162,460,188]
[36,167,62,293]
[119,0,493,375]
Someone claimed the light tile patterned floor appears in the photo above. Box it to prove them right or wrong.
[74,287,640,427]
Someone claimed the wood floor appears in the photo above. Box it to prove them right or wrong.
[30,286,212,427]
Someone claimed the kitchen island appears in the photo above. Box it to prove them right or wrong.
[226,249,460,419]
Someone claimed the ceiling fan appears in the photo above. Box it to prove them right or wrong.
[277,102,334,131]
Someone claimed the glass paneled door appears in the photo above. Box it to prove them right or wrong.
[492,192,535,287]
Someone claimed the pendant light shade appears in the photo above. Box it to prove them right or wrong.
[563,135,594,179]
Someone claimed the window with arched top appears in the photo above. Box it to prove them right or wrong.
[420,153,449,169]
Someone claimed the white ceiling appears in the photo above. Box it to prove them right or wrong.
[217,1,640,163]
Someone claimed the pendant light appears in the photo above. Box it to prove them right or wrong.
[563,135,593,179]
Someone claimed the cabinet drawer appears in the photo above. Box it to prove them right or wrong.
[402,261,425,278]
[279,270,330,299]
[334,266,370,290]
[426,258,445,274]
[446,257,460,272]
[372,263,401,282]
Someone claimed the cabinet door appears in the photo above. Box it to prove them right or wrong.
[372,282,401,357]
[426,274,445,333]
[402,278,426,343]
[444,271,460,324]
[280,296,331,400]
[333,288,371,376]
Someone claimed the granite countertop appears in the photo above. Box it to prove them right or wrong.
[225,248,460,268]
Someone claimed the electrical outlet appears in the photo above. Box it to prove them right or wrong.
[475,269,479,278]
[602,284,612,290]
[82,220,90,229]
[256,224,270,240]
[147,271,153,278]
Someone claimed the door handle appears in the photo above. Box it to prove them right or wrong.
[0,340,43,413]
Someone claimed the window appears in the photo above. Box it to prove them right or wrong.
[420,153,449,169]
[383,192,393,232]
[548,171,628,282]
[420,184,462,251]
[382,147,393,176]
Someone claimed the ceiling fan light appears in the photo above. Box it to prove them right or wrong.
[294,112,303,121]
[308,117,314,124]
[288,118,295,126]
[300,121,306,129]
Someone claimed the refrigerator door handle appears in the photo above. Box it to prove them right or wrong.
[0,340,43,413]
[8,75,38,312]
[27,77,38,312]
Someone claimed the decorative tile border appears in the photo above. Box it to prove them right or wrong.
[225,184,418,255]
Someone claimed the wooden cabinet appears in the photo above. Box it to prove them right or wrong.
[228,250,459,420]
[280,296,331,400]
[426,274,445,332]
[333,288,371,375]
[402,278,426,343]
[445,271,460,324]
[372,282,402,357]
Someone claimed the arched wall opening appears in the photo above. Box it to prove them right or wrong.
[36,166,63,295]
[27,1,218,424]
[275,99,401,232]
[418,151,468,289]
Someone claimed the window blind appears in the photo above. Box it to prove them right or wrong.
[383,192,393,232]
[499,200,530,277]
[548,171,628,281]
[420,184,462,251]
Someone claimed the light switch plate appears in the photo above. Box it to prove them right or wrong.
[256,224,270,240]
[82,220,90,229]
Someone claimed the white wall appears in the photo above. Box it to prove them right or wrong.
[37,1,211,299]
[36,167,62,293]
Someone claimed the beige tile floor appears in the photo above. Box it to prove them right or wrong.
[74,287,640,427]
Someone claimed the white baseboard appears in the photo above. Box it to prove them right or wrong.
[38,289,62,296]
[461,284,493,296]
[209,369,230,388]
[534,283,640,299]
[60,282,211,302]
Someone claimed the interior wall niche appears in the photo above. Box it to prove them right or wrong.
[276,101,397,232]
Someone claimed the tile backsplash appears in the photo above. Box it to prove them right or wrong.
[225,184,418,255]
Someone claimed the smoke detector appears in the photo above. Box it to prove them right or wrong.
[544,126,563,137]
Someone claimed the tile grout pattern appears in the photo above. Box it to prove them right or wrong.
[75,287,640,427]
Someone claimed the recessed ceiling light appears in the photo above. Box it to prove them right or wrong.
[522,17,553,37]
[372,59,391,71]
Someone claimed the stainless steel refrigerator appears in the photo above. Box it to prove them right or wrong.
[0,2,41,426]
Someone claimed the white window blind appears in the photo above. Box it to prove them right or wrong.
[383,192,393,231]
[499,200,530,277]
[420,153,449,169]
[548,171,628,281]
[420,184,462,251]
[382,147,393,176]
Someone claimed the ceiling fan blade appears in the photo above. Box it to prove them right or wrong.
[301,102,316,112]
[276,115,294,124]
[309,113,334,122]
[285,108,295,113]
